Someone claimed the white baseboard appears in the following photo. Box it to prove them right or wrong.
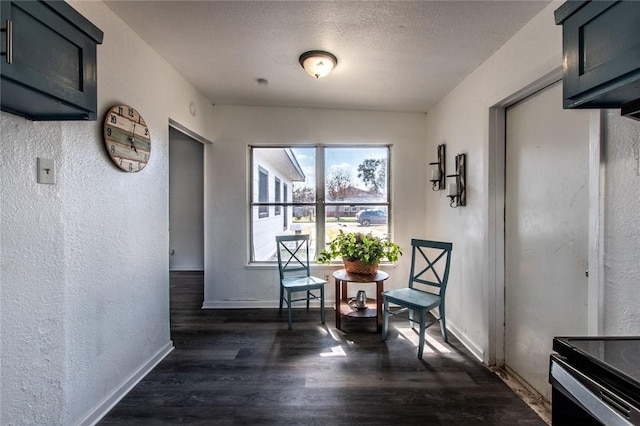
[77,341,174,426]
[169,267,204,272]
[202,300,328,309]
[446,320,485,363]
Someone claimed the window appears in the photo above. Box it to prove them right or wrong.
[274,177,281,216]
[250,146,391,262]
[258,167,268,218]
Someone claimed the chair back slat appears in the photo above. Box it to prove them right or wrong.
[276,234,311,279]
[407,239,452,296]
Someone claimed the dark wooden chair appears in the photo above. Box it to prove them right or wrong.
[381,239,453,358]
[276,234,327,330]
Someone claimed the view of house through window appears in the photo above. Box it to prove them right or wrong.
[251,146,390,262]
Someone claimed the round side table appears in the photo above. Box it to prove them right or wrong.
[333,269,389,333]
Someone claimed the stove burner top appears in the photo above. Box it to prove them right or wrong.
[563,337,640,387]
[552,337,640,424]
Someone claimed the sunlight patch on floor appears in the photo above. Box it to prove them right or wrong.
[396,326,451,354]
[320,345,347,357]
[324,325,343,342]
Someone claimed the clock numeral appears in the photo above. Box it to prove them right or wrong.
[110,145,115,153]
[110,114,116,124]
[118,106,123,115]
[128,163,133,171]
[106,127,112,137]
[128,107,134,117]
[144,128,149,136]
[119,158,123,166]
[138,163,142,170]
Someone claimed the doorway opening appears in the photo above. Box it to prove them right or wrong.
[168,120,211,335]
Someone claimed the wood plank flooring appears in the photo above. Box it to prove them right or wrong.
[99,271,547,425]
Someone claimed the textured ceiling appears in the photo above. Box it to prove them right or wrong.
[105,1,551,113]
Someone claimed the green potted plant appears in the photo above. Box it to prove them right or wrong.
[317,229,402,274]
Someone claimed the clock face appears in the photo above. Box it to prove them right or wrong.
[103,104,151,172]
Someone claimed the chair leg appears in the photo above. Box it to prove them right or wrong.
[306,290,311,310]
[287,290,293,330]
[381,298,389,341]
[279,285,284,313]
[439,304,448,342]
[409,308,415,330]
[418,309,426,359]
[320,287,325,324]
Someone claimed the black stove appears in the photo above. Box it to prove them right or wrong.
[550,337,640,425]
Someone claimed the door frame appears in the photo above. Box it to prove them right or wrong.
[486,67,604,366]
[167,117,213,276]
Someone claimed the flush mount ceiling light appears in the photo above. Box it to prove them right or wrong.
[299,50,337,79]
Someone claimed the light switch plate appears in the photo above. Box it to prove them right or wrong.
[37,158,56,184]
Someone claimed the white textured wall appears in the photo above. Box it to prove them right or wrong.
[0,1,215,424]
[424,1,566,361]
[203,106,427,306]
[169,128,204,271]
[602,111,640,334]
[426,0,640,361]
[1,120,66,425]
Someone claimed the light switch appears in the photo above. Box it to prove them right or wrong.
[37,158,56,184]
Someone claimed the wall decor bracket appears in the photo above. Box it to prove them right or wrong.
[446,153,466,208]
[429,144,446,191]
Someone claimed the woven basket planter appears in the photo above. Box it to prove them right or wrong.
[342,258,378,275]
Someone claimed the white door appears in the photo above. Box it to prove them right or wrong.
[504,81,589,399]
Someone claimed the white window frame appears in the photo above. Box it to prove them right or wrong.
[250,145,392,263]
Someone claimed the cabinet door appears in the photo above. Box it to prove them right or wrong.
[1,1,99,120]
[561,0,640,108]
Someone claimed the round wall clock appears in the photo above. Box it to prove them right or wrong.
[103,104,151,172]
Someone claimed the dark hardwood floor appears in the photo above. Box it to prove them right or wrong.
[99,271,547,425]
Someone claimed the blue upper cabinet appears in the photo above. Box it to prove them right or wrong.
[0,1,103,121]
[555,0,640,120]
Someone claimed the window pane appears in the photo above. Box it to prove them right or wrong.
[290,147,316,203]
[252,206,318,261]
[252,147,315,202]
[325,205,389,246]
[324,147,388,204]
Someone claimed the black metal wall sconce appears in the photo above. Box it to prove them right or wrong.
[429,144,446,191]
[446,153,466,208]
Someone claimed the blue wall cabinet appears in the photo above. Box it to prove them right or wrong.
[555,1,640,120]
[0,1,103,121]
